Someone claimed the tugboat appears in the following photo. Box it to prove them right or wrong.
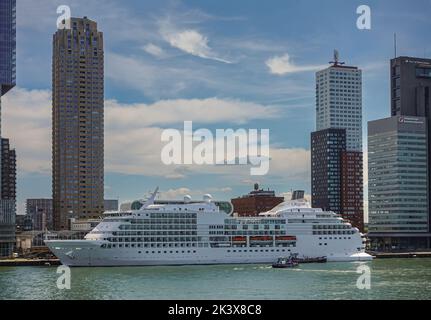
[272,257,299,269]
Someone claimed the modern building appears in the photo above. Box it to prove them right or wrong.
[390,57,431,234]
[26,199,53,231]
[231,184,284,217]
[0,0,16,97]
[104,199,119,212]
[368,116,429,249]
[1,138,16,200]
[52,17,105,230]
[0,0,16,258]
[312,52,364,231]
[311,128,346,214]
[291,190,305,201]
[341,151,364,232]
[316,51,363,151]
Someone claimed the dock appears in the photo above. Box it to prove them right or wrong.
[368,251,431,259]
[0,259,61,267]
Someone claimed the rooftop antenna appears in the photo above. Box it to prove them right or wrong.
[329,49,345,66]
[394,33,397,58]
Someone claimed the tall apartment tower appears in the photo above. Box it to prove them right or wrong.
[311,128,346,214]
[312,52,364,231]
[52,17,105,230]
[316,51,363,151]
[368,57,431,250]
[0,0,16,257]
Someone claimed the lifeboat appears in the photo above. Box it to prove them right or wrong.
[275,236,297,242]
[232,236,247,243]
[250,236,273,242]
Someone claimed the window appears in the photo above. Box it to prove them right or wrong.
[416,67,431,78]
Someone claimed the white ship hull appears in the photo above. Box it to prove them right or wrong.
[46,235,372,267]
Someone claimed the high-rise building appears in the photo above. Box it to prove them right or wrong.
[311,128,346,214]
[391,57,431,117]
[104,199,119,212]
[390,57,431,232]
[341,151,364,232]
[26,199,53,231]
[1,138,16,200]
[368,116,429,249]
[316,51,363,151]
[368,56,431,250]
[312,52,364,231]
[291,190,305,201]
[0,0,16,258]
[0,0,16,97]
[231,184,284,217]
[52,17,105,230]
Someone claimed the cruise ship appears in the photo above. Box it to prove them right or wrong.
[45,189,372,266]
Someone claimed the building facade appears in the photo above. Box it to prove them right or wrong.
[231,184,284,217]
[291,190,305,201]
[390,57,431,236]
[1,138,16,200]
[0,0,16,97]
[341,151,364,232]
[312,53,364,231]
[368,116,429,249]
[311,128,346,214]
[104,199,119,212]
[316,56,363,151]
[26,199,53,231]
[0,0,16,258]
[52,17,105,230]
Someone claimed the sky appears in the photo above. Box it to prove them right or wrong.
[2,0,431,215]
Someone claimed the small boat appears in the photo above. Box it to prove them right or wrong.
[272,257,299,269]
[290,253,327,264]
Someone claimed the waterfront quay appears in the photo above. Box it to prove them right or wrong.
[369,251,431,259]
[0,259,61,267]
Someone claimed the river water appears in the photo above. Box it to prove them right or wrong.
[0,259,430,300]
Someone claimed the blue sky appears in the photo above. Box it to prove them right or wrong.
[3,0,431,213]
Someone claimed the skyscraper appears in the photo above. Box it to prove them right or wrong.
[0,0,16,96]
[52,17,104,230]
[0,0,16,257]
[390,57,431,229]
[311,128,346,214]
[1,138,16,200]
[368,116,429,249]
[368,56,431,250]
[311,52,364,231]
[316,51,363,151]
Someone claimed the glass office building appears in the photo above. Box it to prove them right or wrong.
[368,116,430,250]
[0,0,16,258]
[0,0,16,96]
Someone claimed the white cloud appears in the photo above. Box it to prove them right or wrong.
[105,97,279,128]
[2,88,52,174]
[2,88,310,188]
[161,26,231,64]
[159,188,192,199]
[142,43,166,58]
[266,53,326,75]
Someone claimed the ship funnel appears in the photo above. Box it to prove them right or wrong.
[184,195,192,204]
